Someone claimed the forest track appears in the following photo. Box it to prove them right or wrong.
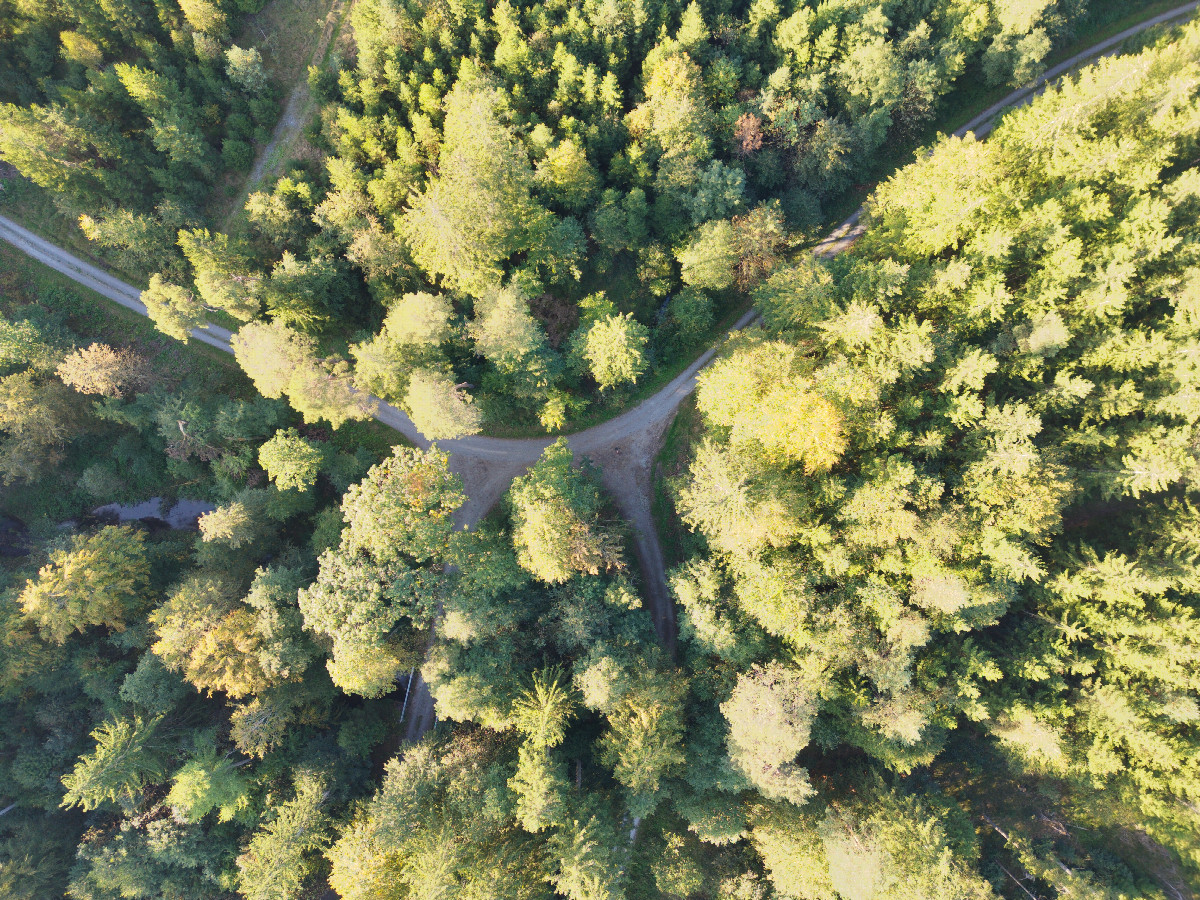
[244,0,350,193]
[2,1,1195,746]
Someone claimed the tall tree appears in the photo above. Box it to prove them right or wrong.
[299,446,462,696]
[19,526,150,644]
[508,439,624,584]
[237,776,330,900]
[232,321,375,428]
[400,76,552,294]
[60,716,168,812]
[150,577,272,698]
[575,314,649,392]
[258,428,325,491]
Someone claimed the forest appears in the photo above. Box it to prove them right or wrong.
[2,0,1122,434]
[1,0,1199,898]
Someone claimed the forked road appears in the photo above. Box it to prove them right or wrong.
[3,0,1196,746]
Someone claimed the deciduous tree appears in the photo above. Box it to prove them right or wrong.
[150,577,272,698]
[576,313,649,392]
[509,439,623,583]
[56,343,150,398]
[258,428,324,491]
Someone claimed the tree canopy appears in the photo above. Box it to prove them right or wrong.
[1,6,1197,900]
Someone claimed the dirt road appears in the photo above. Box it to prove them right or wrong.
[0,216,236,354]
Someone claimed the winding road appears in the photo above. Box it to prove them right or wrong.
[3,0,1195,746]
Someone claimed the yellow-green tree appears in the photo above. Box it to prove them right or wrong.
[150,577,272,698]
[508,439,623,583]
[19,526,150,644]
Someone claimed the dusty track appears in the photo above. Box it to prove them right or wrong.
[3,0,1195,745]
[245,0,349,190]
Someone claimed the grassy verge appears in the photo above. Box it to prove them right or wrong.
[208,0,345,223]
[0,176,245,336]
[650,395,706,572]
[0,243,241,384]
[332,416,409,455]
[0,177,155,287]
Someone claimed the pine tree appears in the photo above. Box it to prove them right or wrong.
[19,526,150,644]
[237,776,330,900]
[60,716,168,811]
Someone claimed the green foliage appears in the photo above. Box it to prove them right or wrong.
[69,818,231,898]
[305,0,1093,425]
[242,563,319,683]
[598,669,688,817]
[300,446,462,696]
[512,667,577,749]
[232,321,375,428]
[548,810,626,900]
[226,45,268,94]
[576,313,650,392]
[678,220,738,291]
[150,577,272,698]
[167,739,249,823]
[404,368,484,439]
[351,291,456,406]
[341,445,464,564]
[510,744,570,833]
[237,776,330,900]
[509,439,624,583]
[19,526,150,644]
[80,204,189,280]
[60,716,168,811]
[141,275,207,343]
[653,832,706,899]
[0,371,83,483]
[722,664,818,806]
[198,492,271,550]
[667,19,1200,892]
[328,733,549,900]
[178,229,262,321]
[0,0,262,213]
[3,6,1198,900]
[399,76,552,295]
[258,428,325,491]
[752,787,995,900]
[0,315,59,376]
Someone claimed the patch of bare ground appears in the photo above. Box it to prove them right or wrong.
[530,292,580,348]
